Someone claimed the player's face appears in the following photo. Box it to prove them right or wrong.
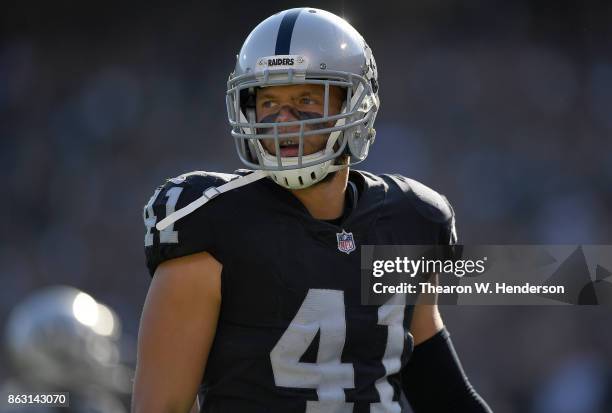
[256,84,344,157]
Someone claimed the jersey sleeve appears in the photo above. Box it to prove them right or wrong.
[142,171,236,277]
[381,173,457,246]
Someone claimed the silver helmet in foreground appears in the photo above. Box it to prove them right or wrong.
[227,8,380,189]
[4,285,132,395]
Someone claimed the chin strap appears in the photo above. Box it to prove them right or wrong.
[156,169,268,231]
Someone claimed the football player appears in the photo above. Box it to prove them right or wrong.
[133,8,492,413]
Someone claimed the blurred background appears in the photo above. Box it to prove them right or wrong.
[1,0,611,411]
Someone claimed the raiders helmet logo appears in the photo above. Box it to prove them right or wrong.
[268,58,295,66]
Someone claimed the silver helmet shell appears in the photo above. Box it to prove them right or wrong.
[227,8,379,189]
[4,286,131,394]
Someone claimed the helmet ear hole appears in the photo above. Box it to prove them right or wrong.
[370,78,379,93]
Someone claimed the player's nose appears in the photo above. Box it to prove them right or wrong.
[275,105,298,123]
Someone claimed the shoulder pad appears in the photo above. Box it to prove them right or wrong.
[166,170,239,187]
[143,170,239,276]
[382,174,454,223]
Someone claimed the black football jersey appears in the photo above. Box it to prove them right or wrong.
[143,169,456,413]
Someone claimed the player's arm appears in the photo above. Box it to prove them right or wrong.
[406,284,492,412]
[132,251,222,413]
[405,195,491,411]
[410,279,444,345]
[405,271,491,413]
[189,398,200,413]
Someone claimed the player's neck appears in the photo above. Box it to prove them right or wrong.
[290,168,349,220]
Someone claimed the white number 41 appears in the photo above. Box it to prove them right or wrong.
[271,289,407,413]
[143,186,183,246]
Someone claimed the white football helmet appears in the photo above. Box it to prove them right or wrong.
[227,7,380,189]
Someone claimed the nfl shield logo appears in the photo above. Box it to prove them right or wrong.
[336,230,356,254]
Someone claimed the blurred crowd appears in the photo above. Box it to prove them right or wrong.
[1,0,611,412]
